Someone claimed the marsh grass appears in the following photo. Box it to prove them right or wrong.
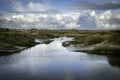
[84,34,105,45]
[0,30,37,49]
[0,28,120,53]
[108,31,120,45]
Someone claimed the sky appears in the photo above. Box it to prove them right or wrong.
[0,0,120,30]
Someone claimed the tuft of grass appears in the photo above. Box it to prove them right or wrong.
[107,31,120,45]
[84,34,105,45]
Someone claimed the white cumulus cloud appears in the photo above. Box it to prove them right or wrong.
[95,10,120,29]
[0,10,120,30]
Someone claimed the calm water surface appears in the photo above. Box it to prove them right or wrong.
[0,37,120,80]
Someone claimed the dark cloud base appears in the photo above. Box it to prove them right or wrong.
[71,1,120,10]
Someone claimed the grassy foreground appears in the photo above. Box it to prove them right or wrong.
[0,28,120,55]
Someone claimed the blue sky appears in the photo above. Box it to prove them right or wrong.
[0,0,80,11]
[0,0,120,30]
[0,0,120,11]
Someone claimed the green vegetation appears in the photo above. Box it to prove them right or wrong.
[107,31,120,45]
[0,31,35,48]
[62,32,108,47]
[0,28,120,55]
[0,29,37,53]
[84,34,105,45]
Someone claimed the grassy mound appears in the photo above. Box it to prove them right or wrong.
[107,31,120,45]
[0,31,37,49]
[84,34,105,45]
